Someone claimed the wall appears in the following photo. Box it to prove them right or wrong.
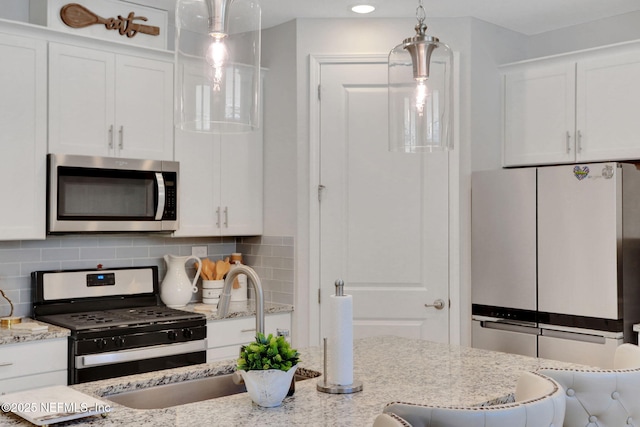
[261,21,298,237]
[0,235,294,319]
[527,11,640,58]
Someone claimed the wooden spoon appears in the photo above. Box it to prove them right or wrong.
[201,259,212,281]
[215,259,231,280]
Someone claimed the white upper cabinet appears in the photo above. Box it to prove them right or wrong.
[48,42,173,160]
[502,42,640,167]
[503,61,576,166]
[0,32,47,240]
[174,128,263,237]
[576,49,640,162]
[174,62,264,237]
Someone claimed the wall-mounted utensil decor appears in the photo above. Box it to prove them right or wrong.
[60,3,160,38]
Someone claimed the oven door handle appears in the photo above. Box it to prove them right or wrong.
[76,340,207,369]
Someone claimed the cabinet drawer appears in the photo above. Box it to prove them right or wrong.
[0,339,67,381]
[206,313,292,349]
[207,317,259,349]
[0,371,67,395]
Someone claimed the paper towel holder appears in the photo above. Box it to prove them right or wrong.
[317,337,363,394]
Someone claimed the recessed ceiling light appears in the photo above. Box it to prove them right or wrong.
[351,4,376,14]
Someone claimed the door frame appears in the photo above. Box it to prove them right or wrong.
[307,53,461,346]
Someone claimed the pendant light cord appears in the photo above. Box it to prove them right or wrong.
[416,0,426,25]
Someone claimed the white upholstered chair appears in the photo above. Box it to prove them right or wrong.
[613,343,640,369]
[373,371,566,427]
[540,343,640,427]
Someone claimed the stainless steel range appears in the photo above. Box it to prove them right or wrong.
[32,266,206,384]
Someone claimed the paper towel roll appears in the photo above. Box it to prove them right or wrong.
[327,294,354,386]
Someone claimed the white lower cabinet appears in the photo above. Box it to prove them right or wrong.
[0,339,67,394]
[206,312,292,362]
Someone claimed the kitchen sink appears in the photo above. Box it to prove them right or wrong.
[105,369,320,409]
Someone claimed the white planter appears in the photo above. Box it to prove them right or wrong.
[238,365,297,407]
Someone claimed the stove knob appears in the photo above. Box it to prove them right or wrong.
[96,339,108,350]
[168,330,178,341]
[183,328,193,339]
[115,336,126,348]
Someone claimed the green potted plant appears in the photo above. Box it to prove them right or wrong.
[237,332,300,407]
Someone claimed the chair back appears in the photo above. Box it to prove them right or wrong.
[375,371,565,427]
[613,343,640,369]
[541,367,640,427]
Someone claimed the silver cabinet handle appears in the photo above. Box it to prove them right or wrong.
[224,206,229,228]
[108,125,114,149]
[0,362,14,367]
[566,131,571,154]
[216,207,221,228]
[241,328,256,333]
[118,126,124,150]
[577,130,582,154]
[425,299,446,310]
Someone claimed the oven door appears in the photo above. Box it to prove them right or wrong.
[72,340,207,384]
[47,153,178,233]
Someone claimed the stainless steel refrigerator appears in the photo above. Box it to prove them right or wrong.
[471,163,640,368]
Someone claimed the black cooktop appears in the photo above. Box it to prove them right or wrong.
[37,306,205,332]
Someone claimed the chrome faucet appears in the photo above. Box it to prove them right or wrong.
[217,264,264,336]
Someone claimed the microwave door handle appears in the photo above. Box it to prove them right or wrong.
[155,172,166,220]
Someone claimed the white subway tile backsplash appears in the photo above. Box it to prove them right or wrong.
[41,247,79,261]
[80,247,117,260]
[0,235,295,319]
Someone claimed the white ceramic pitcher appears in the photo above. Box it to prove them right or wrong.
[160,254,202,308]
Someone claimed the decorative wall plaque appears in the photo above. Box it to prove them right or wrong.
[60,3,160,38]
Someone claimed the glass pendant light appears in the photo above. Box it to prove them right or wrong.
[388,0,452,153]
[175,0,261,134]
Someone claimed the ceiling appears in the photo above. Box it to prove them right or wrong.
[134,0,640,36]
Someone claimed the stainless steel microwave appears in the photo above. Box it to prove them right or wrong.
[47,154,179,234]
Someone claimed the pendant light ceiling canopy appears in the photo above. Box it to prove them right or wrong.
[388,0,453,153]
[175,0,261,134]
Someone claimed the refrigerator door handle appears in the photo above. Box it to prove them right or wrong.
[479,320,540,335]
[541,328,606,344]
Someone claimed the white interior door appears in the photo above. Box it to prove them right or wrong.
[319,60,450,343]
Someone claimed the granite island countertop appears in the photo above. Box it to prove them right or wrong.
[0,336,589,426]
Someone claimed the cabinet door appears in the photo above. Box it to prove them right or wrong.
[115,55,174,161]
[0,33,47,240]
[219,129,263,236]
[576,49,640,162]
[49,43,115,156]
[173,130,222,237]
[503,62,576,166]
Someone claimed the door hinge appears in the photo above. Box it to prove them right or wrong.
[318,184,326,202]
[318,288,321,304]
[317,84,321,101]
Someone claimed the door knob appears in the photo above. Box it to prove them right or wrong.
[425,299,446,310]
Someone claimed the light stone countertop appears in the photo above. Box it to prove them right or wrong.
[180,300,293,321]
[0,335,590,426]
[0,301,291,345]
[0,320,69,345]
